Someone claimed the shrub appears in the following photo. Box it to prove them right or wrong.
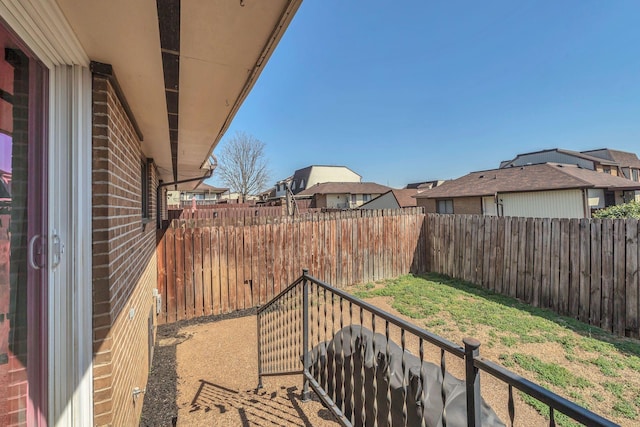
[593,201,640,219]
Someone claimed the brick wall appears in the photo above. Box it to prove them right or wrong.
[416,198,436,213]
[417,197,481,215]
[453,197,482,214]
[92,74,158,426]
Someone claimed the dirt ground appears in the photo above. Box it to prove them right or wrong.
[141,312,338,426]
[142,293,618,426]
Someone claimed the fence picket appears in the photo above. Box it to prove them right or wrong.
[558,219,570,314]
[524,218,535,303]
[175,228,185,321]
[550,219,560,310]
[601,219,613,331]
[569,219,580,317]
[579,219,590,323]
[194,229,204,317]
[211,227,220,315]
[590,220,602,327]
[157,230,167,324]
[165,229,176,324]
[626,220,638,337]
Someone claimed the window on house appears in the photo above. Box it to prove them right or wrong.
[437,199,454,214]
[363,194,371,202]
[291,181,296,190]
[351,194,357,204]
[623,191,635,203]
[633,169,639,182]
[141,159,150,220]
[300,179,305,189]
[603,166,611,174]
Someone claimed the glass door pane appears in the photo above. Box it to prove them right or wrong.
[0,22,48,427]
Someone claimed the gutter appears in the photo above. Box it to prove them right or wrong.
[156,167,214,229]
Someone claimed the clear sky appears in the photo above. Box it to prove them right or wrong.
[208,0,640,190]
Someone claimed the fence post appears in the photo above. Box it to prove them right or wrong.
[464,337,482,427]
[302,268,310,401]
[257,309,263,390]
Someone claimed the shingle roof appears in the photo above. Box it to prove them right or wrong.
[391,189,418,207]
[582,149,640,169]
[554,149,619,165]
[195,183,228,193]
[295,182,391,197]
[501,148,619,167]
[405,180,441,189]
[290,165,361,194]
[415,163,640,199]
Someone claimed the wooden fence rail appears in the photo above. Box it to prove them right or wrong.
[168,199,318,222]
[168,207,422,228]
[157,208,427,324]
[425,214,640,338]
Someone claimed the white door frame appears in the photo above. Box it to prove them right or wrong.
[0,1,93,426]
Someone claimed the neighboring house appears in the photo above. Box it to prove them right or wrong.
[274,176,293,198]
[257,188,277,201]
[415,163,640,218]
[500,147,640,180]
[581,148,640,182]
[275,165,362,196]
[500,148,640,202]
[296,182,391,209]
[0,1,301,426]
[180,183,227,203]
[219,191,259,203]
[405,180,445,190]
[360,189,418,210]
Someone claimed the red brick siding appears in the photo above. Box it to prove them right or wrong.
[453,197,482,214]
[416,198,436,213]
[416,197,481,215]
[92,75,158,426]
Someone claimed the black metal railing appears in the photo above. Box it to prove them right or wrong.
[257,270,618,427]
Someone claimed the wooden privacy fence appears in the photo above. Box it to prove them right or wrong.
[425,214,640,337]
[157,208,427,324]
[168,207,420,228]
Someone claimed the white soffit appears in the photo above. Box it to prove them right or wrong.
[179,0,299,181]
[56,0,301,185]
[56,0,171,177]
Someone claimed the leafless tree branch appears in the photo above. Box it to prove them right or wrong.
[215,131,271,199]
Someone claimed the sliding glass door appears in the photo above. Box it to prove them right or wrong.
[0,21,48,427]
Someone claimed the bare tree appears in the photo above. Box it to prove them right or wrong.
[215,131,270,199]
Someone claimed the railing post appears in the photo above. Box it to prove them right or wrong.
[302,268,310,401]
[257,307,263,389]
[464,337,482,427]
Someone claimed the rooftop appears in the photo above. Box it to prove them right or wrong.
[296,181,391,197]
[416,163,640,199]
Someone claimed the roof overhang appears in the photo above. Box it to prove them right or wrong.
[57,0,301,189]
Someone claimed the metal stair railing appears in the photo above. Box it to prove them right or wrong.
[257,269,618,427]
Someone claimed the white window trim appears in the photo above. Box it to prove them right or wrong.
[0,1,93,426]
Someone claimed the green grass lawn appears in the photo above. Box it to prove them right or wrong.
[351,273,640,426]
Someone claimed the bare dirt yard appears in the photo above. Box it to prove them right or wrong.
[140,310,338,426]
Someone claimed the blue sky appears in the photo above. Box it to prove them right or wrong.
[208,0,640,189]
